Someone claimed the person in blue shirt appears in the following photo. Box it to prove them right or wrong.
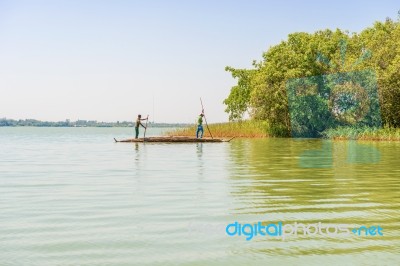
[196,112,204,138]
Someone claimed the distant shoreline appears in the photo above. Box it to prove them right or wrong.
[0,119,191,128]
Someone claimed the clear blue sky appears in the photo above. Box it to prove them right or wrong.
[1,0,398,123]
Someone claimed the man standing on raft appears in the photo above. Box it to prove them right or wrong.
[135,114,147,139]
[196,111,204,139]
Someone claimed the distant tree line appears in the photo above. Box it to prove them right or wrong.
[0,118,189,128]
[224,15,400,136]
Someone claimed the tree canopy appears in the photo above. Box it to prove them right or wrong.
[224,17,400,136]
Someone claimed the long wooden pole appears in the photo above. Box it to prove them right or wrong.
[200,98,213,139]
[143,115,149,142]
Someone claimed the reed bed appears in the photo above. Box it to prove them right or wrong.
[323,126,400,141]
[166,120,269,138]
[167,122,400,141]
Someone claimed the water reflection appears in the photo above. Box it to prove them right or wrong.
[196,143,203,157]
[133,143,140,164]
[2,127,398,265]
[226,139,400,259]
[196,143,204,178]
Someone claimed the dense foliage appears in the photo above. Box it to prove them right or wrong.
[224,17,400,136]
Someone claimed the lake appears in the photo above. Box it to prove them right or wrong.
[0,127,399,265]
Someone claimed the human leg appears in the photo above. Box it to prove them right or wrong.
[196,126,200,138]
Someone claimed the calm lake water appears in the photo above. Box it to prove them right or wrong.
[0,127,399,266]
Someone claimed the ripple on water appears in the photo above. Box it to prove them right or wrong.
[0,129,399,265]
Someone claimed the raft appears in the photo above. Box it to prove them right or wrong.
[114,136,234,143]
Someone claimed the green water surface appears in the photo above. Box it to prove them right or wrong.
[0,127,399,265]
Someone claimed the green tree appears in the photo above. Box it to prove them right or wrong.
[223,66,255,121]
[224,17,400,135]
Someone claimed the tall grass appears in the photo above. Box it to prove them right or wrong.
[167,121,400,140]
[165,120,269,138]
[323,126,400,141]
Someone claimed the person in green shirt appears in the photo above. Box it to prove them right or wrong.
[196,112,204,138]
[135,114,147,139]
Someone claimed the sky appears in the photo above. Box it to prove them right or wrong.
[0,0,399,123]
